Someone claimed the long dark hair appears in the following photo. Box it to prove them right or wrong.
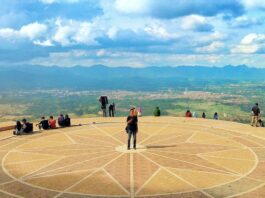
[16,121,22,130]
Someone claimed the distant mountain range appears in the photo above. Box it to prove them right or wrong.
[0,65,264,91]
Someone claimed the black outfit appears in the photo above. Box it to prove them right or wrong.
[13,122,22,135]
[39,120,49,130]
[15,123,22,131]
[127,116,138,149]
[252,105,260,116]
[23,122,33,133]
[154,108,161,116]
[64,118,71,127]
[109,104,115,117]
[99,96,108,117]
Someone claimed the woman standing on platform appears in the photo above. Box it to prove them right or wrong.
[126,107,138,150]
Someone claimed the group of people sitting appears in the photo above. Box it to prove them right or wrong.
[37,114,71,130]
[57,114,71,127]
[185,110,219,120]
[36,116,56,130]
[13,119,33,135]
[153,107,219,120]
[13,114,71,135]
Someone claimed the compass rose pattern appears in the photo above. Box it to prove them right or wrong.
[1,117,265,198]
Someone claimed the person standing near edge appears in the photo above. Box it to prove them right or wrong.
[251,103,260,127]
[109,102,115,117]
[99,96,108,117]
[126,108,138,150]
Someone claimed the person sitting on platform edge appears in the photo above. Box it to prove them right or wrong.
[58,114,65,127]
[213,112,219,120]
[13,121,23,135]
[186,110,192,117]
[193,112,198,118]
[64,114,71,127]
[49,116,56,129]
[36,117,49,130]
[126,108,138,150]
[21,119,33,134]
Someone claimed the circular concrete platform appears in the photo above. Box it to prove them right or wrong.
[1,117,265,198]
[115,145,147,153]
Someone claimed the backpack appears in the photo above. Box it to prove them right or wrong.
[24,123,33,133]
[28,123,33,132]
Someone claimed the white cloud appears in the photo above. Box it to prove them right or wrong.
[209,31,225,40]
[241,33,265,45]
[97,49,107,57]
[231,33,265,54]
[107,27,118,39]
[196,41,224,53]
[28,47,265,68]
[231,45,259,54]
[241,0,265,9]
[207,55,220,63]
[19,23,47,40]
[52,18,99,46]
[33,39,54,47]
[114,0,148,15]
[0,28,19,39]
[231,16,263,28]
[198,31,227,44]
[0,19,100,47]
[144,24,176,39]
[73,22,93,44]
[39,0,79,4]
[29,49,223,67]
[0,22,47,40]
[181,15,213,32]
[113,0,244,19]
[53,19,73,46]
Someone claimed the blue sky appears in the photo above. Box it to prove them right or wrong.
[0,0,265,67]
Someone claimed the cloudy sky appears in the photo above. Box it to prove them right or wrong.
[0,0,265,67]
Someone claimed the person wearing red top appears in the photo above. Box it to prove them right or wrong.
[185,110,192,118]
[49,116,56,129]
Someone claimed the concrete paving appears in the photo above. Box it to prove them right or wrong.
[0,117,265,198]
